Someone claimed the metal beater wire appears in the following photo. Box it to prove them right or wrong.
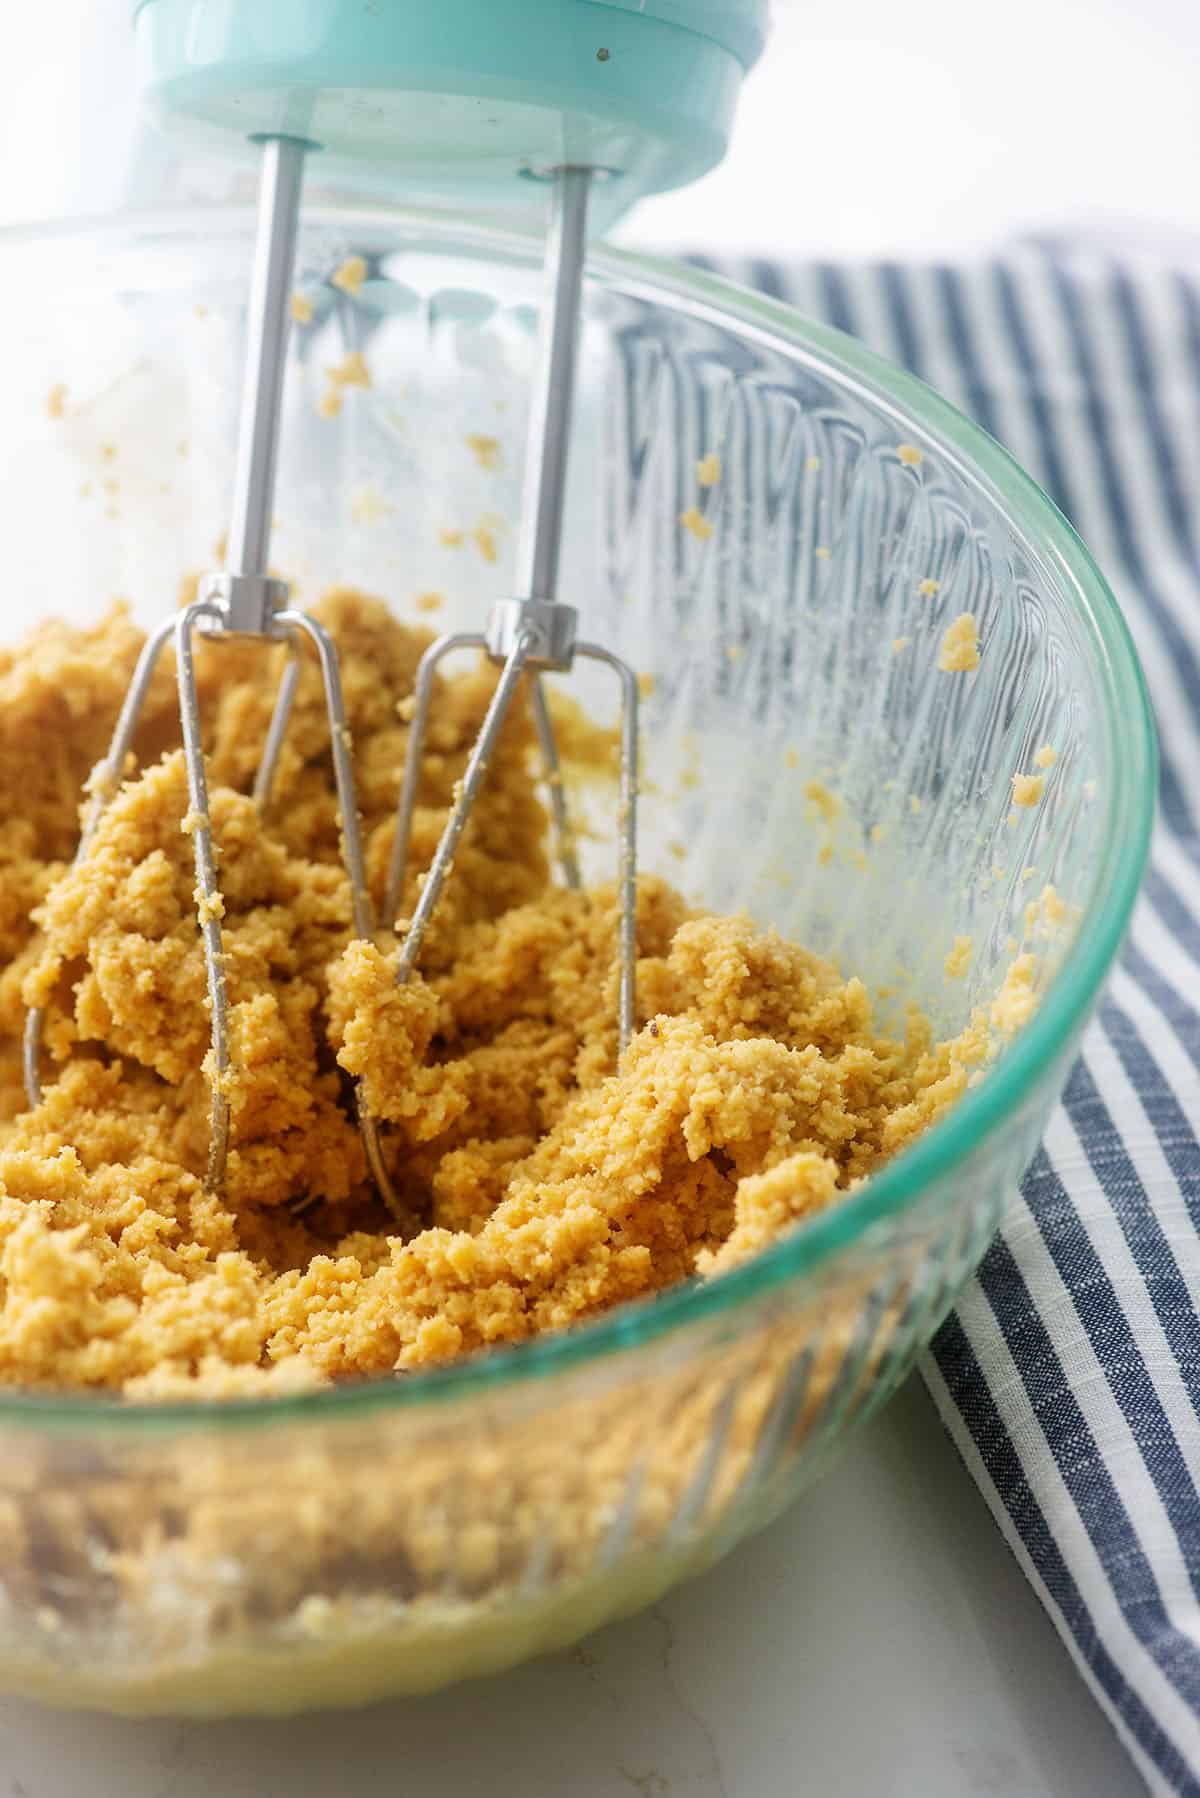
[383,165,640,1059]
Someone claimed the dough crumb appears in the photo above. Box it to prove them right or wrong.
[680,507,713,542]
[290,293,314,325]
[918,578,940,598]
[944,935,972,979]
[897,443,923,467]
[1034,744,1058,769]
[331,255,368,297]
[415,592,444,615]
[696,452,722,486]
[326,351,371,390]
[991,953,1039,1035]
[350,485,390,525]
[804,781,840,823]
[46,383,67,420]
[466,434,502,472]
[1025,882,1071,941]
[938,613,980,673]
[438,527,464,549]
[1011,772,1045,808]
[892,637,910,655]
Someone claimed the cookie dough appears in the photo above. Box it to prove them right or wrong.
[0,590,988,1398]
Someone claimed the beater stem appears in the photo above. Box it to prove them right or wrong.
[228,135,307,588]
[517,166,591,891]
[516,167,590,609]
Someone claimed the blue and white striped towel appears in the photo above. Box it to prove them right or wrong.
[719,243,1200,1795]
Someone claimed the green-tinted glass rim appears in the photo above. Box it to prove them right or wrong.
[0,209,1156,1435]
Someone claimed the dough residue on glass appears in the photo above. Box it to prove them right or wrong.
[938,612,980,673]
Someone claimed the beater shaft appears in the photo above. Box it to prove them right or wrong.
[518,166,591,892]
[515,166,589,608]
[228,137,305,589]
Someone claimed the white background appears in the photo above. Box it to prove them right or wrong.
[1,0,1198,259]
[0,2,1188,1790]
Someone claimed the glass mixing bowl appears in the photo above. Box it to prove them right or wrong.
[0,208,1153,1715]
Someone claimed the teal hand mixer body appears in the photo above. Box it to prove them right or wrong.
[25,0,767,1216]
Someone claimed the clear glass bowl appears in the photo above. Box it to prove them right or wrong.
[0,208,1153,1716]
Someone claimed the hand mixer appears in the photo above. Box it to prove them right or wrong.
[26,0,768,1215]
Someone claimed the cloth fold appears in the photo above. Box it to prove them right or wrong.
[721,244,1200,1796]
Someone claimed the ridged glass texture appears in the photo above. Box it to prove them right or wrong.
[0,211,1152,1714]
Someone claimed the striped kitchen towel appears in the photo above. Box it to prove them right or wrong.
[715,243,1200,1796]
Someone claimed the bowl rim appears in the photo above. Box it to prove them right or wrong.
[0,207,1156,1434]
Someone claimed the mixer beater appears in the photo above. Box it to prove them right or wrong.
[26,0,766,1211]
[384,165,640,1056]
[23,134,395,1199]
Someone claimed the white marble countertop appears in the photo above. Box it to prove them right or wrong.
[0,1377,1138,1798]
[0,6,1181,1793]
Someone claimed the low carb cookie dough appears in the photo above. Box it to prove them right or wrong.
[0,590,990,1399]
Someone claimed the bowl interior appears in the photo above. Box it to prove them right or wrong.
[1,211,1140,1042]
[0,209,1153,1431]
